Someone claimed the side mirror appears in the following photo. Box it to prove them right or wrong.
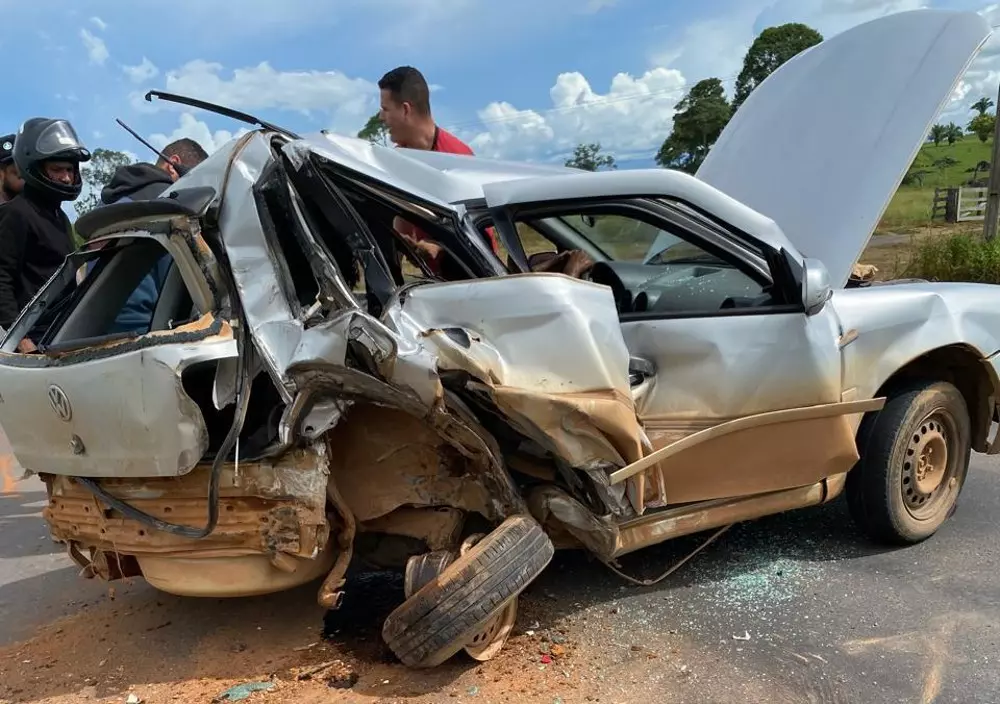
[801,257,832,316]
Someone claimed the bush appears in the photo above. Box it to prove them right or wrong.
[905,232,1000,283]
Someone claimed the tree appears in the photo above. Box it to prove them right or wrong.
[972,96,995,116]
[932,156,959,172]
[968,113,996,143]
[357,112,389,147]
[655,78,732,173]
[565,142,617,171]
[733,23,823,112]
[969,160,991,185]
[903,151,933,186]
[945,122,964,145]
[929,124,948,146]
[74,148,134,217]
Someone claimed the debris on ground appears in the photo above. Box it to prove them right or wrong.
[125,694,142,704]
[212,681,276,702]
[291,659,358,690]
[326,670,360,690]
[732,631,751,641]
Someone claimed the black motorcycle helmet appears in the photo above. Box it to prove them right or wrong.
[13,118,91,201]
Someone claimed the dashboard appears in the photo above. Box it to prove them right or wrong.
[588,260,773,315]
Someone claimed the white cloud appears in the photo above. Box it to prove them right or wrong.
[140,60,376,134]
[79,28,109,66]
[149,113,251,155]
[583,0,617,12]
[90,16,107,31]
[648,0,926,100]
[465,67,686,162]
[123,57,159,84]
[938,4,1000,125]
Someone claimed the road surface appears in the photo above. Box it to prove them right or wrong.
[1,431,999,703]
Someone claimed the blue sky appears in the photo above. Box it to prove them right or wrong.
[0,0,998,174]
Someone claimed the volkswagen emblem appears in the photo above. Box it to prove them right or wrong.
[47,385,72,422]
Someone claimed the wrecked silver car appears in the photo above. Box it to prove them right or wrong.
[1,9,998,668]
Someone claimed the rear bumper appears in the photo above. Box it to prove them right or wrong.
[43,444,338,597]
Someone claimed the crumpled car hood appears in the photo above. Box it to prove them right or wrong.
[697,9,992,287]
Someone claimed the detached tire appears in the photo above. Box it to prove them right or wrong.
[847,379,971,545]
[382,515,554,668]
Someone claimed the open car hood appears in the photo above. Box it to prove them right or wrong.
[696,9,992,287]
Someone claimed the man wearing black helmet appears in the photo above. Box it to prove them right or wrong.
[0,118,90,352]
[0,134,24,205]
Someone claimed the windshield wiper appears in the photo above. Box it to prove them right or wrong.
[145,91,300,139]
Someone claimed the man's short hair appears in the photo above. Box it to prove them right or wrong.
[378,66,431,117]
[158,138,209,168]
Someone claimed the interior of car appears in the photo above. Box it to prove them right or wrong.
[479,204,782,318]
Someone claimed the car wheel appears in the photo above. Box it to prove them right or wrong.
[382,514,554,668]
[847,379,971,545]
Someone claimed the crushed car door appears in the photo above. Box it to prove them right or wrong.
[275,135,645,473]
[484,174,882,514]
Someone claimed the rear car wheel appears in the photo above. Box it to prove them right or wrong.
[847,380,971,545]
[382,514,554,668]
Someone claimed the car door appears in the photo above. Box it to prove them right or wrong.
[484,172,882,514]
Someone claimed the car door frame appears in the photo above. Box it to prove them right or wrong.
[485,185,884,511]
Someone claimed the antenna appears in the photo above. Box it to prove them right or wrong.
[114,118,190,176]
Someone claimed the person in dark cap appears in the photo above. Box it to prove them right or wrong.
[0,118,90,351]
[0,134,24,205]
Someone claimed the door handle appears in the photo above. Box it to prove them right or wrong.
[628,356,656,386]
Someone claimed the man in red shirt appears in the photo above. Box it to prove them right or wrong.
[378,66,473,155]
[377,66,498,273]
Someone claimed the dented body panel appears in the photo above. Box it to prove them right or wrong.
[0,329,234,477]
[831,283,1000,402]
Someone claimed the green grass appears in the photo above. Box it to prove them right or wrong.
[879,137,993,232]
[904,231,1000,283]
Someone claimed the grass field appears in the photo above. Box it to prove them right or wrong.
[880,137,993,232]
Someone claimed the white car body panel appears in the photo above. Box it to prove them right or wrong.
[697,9,992,287]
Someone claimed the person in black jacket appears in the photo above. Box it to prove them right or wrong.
[0,134,24,204]
[100,137,207,205]
[0,118,90,351]
[96,138,208,334]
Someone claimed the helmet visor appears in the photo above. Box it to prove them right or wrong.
[35,121,86,159]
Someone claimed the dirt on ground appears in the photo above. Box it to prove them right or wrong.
[0,565,806,704]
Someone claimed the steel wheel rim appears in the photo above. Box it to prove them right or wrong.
[463,596,518,662]
[902,408,959,521]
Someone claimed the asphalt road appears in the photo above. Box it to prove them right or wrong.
[2,438,999,702]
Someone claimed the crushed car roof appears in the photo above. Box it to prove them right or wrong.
[286,133,577,207]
